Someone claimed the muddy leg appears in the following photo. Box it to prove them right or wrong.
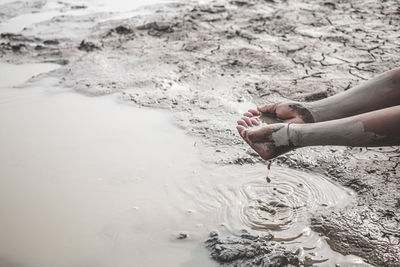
[252,68,400,124]
[290,105,400,147]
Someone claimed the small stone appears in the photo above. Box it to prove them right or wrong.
[177,233,188,240]
[43,39,59,45]
[114,25,133,35]
[78,40,100,52]
[71,4,87,9]
[209,231,218,237]
[241,234,258,240]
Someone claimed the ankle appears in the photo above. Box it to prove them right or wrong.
[287,123,304,147]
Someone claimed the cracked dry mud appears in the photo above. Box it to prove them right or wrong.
[1,0,400,266]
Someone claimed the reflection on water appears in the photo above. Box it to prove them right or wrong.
[0,63,370,266]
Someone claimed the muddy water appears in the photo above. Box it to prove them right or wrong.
[180,165,371,266]
[0,63,60,87]
[0,64,214,266]
[0,63,371,266]
[0,0,174,33]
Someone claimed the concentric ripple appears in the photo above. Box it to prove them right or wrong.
[168,163,364,265]
[239,168,353,235]
[171,164,354,239]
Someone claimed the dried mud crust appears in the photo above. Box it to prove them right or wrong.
[1,0,400,266]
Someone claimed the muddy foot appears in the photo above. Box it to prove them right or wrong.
[236,111,292,160]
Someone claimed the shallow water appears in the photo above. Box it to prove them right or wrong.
[0,70,214,267]
[0,0,174,33]
[0,62,59,88]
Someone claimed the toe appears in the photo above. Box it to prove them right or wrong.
[243,112,254,118]
[242,117,253,126]
[251,118,260,125]
[236,125,246,137]
[237,119,248,128]
[249,109,261,116]
[258,104,277,114]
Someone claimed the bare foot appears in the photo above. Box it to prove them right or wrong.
[242,102,314,124]
[236,118,293,160]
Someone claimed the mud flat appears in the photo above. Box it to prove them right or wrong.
[1,0,400,266]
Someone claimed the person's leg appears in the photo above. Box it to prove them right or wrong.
[244,68,400,124]
[237,105,400,160]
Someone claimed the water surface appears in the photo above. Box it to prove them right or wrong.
[0,77,214,267]
[0,0,174,33]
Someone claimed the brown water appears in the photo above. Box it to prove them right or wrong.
[0,69,213,266]
[0,63,370,266]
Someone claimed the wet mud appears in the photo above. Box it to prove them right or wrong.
[1,0,400,266]
[206,231,300,266]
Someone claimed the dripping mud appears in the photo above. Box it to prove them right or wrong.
[1,0,400,266]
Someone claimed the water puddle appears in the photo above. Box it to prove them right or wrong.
[0,63,370,266]
[0,78,214,267]
[72,0,175,12]
[0,0,174,34]
[0,11,63,33]
[0,62,59,88]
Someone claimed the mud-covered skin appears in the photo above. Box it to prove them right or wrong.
[1,0,400,266]
[288,104,315,123]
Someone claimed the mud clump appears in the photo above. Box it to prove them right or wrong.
[1,33,38,43]
[176,232,188,240]
[195,5,227,14]
[78,40,100,52]
[10,43,26,52]
[71,4,87,10]
[230,1,253,7]
[113,25,134,35]
[43,39,59,45]
[206,231,300,266]
[0,33,36,53]
[136,22,175,36]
